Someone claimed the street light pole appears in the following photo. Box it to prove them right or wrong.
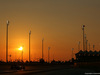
[89,43,90,50]
[82,25,85,51]
[86,40,88,51]
[22,50,23,62]
[29,30,31,62]
[48,47,50,63]
[93,44,95,51]
[6,20,9,62]
[42,38,44,59]
[72,48,74,58]
[78,41,80,51]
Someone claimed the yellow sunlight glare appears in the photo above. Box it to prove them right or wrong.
[18,46,23,51]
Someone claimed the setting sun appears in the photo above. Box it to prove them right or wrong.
[18,46,23,51]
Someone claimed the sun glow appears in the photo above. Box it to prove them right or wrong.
[18,46,23,51]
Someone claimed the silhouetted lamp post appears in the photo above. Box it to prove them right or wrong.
[82,25,85,51]
[6,20,9,62]
[48,47,50,63]
[72,48,74,58]
[86,40,88,51]
[78,41,80,51]
[84,34,86,50]
[29,30,31,62]
[89,43,90,50]
[93,44,95,51]
[42,38,44,59]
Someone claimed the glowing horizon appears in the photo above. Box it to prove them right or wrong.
[0,0,100,62]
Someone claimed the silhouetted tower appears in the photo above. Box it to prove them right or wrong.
[42,38,44,59]
[82,25,85,51]
[48,47,50,63]
[29,30,31,62]
[6,20,9,62]
[78,41,80,51]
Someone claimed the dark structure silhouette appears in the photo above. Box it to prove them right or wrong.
[75,50,100,62]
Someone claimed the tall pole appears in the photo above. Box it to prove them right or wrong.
[22,50,23,61]
[89,43,90,50]
[48,47,50,63]
[86,40,88,51]
[78,41,80,51]
[42,38,44,59]
[93,44,95,51]
[84,34,86,50]
[82,25,85,51]
[72,48,74,58]
[29,30,31,62]
[6,20,9,62]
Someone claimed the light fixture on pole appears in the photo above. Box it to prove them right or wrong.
[6,20,9,62]
[29,30,31,62]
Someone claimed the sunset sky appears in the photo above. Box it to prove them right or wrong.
[0,0,100,62]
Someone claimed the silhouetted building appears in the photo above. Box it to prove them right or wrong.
[75,50,100,62]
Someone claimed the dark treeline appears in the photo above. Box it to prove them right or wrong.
[0,59,74,66]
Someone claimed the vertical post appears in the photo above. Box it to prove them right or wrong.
[29,30,31,62]
[48,47,50,63]
[82,25,85,51]
[72,48,74,58]
[78,41,80,51]
[84,34,86,50]
[42,38,44,59]
[93,45,95,51]
[22,50,23,61]
[86,40,88,51]
[6,20,9,62]
[89,43,90,50]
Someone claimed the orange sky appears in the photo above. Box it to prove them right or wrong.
[0,0,100,62]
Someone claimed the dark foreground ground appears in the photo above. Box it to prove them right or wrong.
[0,64,98,75]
